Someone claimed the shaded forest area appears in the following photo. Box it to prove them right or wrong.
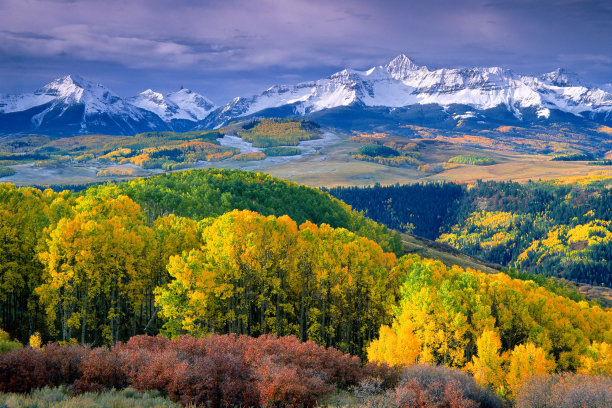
[328,180,612,287]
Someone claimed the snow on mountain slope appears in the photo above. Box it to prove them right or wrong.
[205,54,612,127]
[0,92,56,113]
[1,57,611,135]
[166,88,216,120]
[129,88,215,122]
[0,75,168,135]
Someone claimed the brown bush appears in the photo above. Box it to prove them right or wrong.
[0,334,384,407]
[72,347,129,392]
[124,348,186,393]
[256,359,331,408]
[121,334,169,353]
[165,334,210,360]
[356,365,503,408]
[0,347,49,393]
[167,352,259,408]
[391,378,478,408]
[240,334,362,388]
[42,342,89,386]
[397,364,502,408]
[516,373,612,408]
[361,361,403,390]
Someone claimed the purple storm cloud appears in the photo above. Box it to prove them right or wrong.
[0,0,610,103]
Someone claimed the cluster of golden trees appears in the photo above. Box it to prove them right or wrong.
[0,184,201,345]
[367,256,612,397]
[236,119,321,147]
[156,210,399,355]
[0,181,400,356]
[439,209,612,286]
[1,173,610,392]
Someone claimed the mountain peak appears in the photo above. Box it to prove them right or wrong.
[385,54,422,80]
[174,87,193,95]
[129,87,216,122]
[541,68,582,87]
[46,74,95,90]
[36,74,116,105]
[139,89,165,103]
[167,88,216,113]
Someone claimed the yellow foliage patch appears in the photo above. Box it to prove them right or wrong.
[596,126,612,135]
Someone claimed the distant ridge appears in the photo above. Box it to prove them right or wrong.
[1,55,611,135]
[202,54,612,128]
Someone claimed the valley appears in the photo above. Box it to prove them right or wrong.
[2,126,610,188]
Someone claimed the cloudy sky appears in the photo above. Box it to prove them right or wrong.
[1,0,611,103]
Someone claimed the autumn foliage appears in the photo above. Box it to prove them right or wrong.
[156,210,399,356]
[515,373,612,408]
[366,256,612,397]
[0,334,386,407]
[236,118,322,147]
[352,364,502,408]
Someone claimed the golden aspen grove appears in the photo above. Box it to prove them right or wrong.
[0,169,610,407]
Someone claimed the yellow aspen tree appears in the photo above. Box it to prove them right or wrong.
[37,194,152,345]
[467,330,505,390]
[506,342,555,397]
[367,316,420,366]
[579,341,612,375]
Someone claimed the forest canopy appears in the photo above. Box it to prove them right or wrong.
[329,180,612,287]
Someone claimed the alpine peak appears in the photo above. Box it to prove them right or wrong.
[385,54,422,79]
[540,68,582,87]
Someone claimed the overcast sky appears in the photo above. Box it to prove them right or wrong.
[1,0,611,104]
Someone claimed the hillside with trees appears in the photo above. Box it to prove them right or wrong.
[0,169,610,407]
[329,180,612,287]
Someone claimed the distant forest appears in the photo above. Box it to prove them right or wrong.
[327,180,612,287]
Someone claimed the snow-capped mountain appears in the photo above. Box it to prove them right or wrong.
[129,88,216,122]
[1,57,611,136]
[0,76,217,136]
[202,54,612,128]
[0,75,169,135]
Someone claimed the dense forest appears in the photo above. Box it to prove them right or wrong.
[0,169,401,348]
[367,256,611,397]
[328,180,612,287]
[1,169,611,407]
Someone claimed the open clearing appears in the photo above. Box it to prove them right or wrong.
[2,131,611,187]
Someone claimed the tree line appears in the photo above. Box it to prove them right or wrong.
[328,180,612,286]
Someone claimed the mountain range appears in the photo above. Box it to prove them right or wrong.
[1,55,611,136]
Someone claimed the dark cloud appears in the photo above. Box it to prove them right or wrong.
[0,0,610,103]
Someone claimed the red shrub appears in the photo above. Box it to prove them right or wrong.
[121,334,169,353]
[166,334,210,360]
[129,349,186,392]
[256,359,332,408]
[42,343,89,386]
[0,333,384,407]
[201,333,244,356]
[72,347,129,392]
[167,352,259,408]
[241,334,362,388]
[0,347,49,393]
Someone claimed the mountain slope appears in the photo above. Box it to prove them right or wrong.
[0,75,169,135]
[129,88,216,124]
[1,56,611,136]
[0,77,218,136]
[202,54,612,128]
